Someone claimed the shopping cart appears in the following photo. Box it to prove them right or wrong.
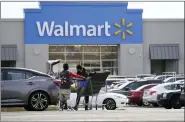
[72,71,110,110]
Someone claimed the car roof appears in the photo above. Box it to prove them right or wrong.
[1,67,52,77]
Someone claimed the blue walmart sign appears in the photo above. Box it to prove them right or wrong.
[24,2,143,44]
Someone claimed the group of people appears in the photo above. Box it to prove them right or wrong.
[58,63,90,111]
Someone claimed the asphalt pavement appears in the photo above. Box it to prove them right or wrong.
[1,106,184,121]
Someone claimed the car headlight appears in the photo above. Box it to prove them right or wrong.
[163,93,167,98]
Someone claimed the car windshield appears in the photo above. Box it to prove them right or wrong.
[121,81,146,90]
[117,82,131,89]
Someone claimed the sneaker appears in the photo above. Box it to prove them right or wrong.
[59,108,63,111]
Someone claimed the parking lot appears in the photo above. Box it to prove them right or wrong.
[1,106,184,121]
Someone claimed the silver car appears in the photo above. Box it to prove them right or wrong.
[1,67,60,111]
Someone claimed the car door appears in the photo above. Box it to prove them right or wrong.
[2,69,36,104]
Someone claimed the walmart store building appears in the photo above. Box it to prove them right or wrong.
[0,2,184,76]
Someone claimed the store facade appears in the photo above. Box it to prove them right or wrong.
[0,2,184,76]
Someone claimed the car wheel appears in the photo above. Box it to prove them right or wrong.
[104,98,116,110]
[29,91,49,111]
[152,103,159,107]
[171,96,182,109]
[23,105,33,111]
[136,102,143,106]
[142,101,150,106]
[164,102,172,109]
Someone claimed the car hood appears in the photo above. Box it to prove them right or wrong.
[109,88,122,91]
[105,92,128,99]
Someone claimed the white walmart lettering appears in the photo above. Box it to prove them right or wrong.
[36,21,111,37]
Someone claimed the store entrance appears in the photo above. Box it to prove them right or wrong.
[49,45,118,75]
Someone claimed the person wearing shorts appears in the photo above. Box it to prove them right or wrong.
[59,63,84,111]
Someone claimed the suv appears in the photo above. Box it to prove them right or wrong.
[110,79,162,96]
[158,84,184,109]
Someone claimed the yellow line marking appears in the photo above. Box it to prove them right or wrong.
[122,18,125,25]
[126,23,132,28]
[126,30,133,35]
[114,30,121,35]
[122,32,125,40]
[114,23,121,28]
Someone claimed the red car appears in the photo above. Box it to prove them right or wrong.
[128,84,157,106]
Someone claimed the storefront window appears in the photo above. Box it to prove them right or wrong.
[66,53,82,60]
[101,46,118,52]
[84,53,100,60]
[49,45,65,52]
[66,45,82,52]
[49,45,119,75]
[82,45,100,52]
[101,53,118,60]
[49,53,65,60]
[102,61,118,68]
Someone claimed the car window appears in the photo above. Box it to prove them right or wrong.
[164,84,181,90]
[6,70,33,80]
[123,82,145,90]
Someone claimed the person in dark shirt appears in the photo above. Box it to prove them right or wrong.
[74,65,89,110]
[59,63,84,111]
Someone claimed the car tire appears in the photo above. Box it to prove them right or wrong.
[171,96,182,109]
[28,91,49,111]
[152,103,159,107]
[103,98,116,110]
[23,105,33,111]
[142,101,150,106]
[136,102,143,106]
[164,102,172,109]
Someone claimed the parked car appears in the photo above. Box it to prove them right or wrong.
[67,87,129,110]
[154,75,173,80]
[163,77,185,83]
[136,74,156,79]
[128,84,157,106]
[158,85,184,109]
[106,78,129,86]
[109,79,162,96]
[175,79,184,84]
[1,67,60,111]
[143,82,183,107]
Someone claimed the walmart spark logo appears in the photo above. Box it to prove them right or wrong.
[114,18,133,40]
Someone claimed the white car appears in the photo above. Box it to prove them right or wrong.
[153,75,173,80]
[163,77,184,83]
[175,79,184,84]
[67,88,129,110]
[143,82,183,107]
